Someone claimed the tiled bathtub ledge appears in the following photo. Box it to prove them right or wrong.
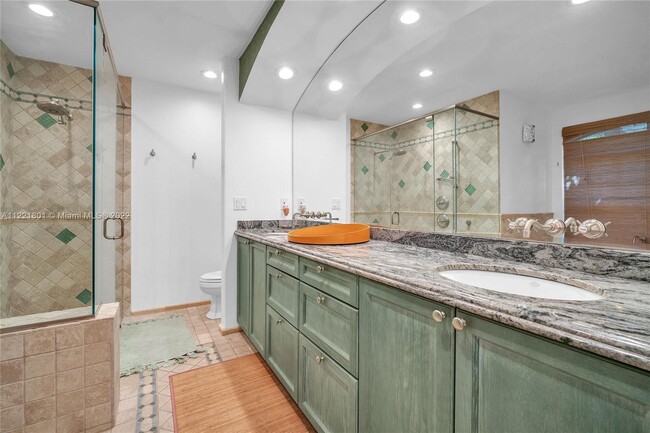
[235,228,650,372]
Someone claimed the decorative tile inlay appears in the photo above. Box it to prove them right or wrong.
[55,228,77,244]
[390,130,398,140]
[76,289,92,305]
[35,113,57,129]
[398,179,405,189]
[361,165,369,174]
[465,183,476,196]
[440,169,449,179]
[0,154,4,172]
[6,62,14,78]
[86,143,93,153]
[427,120,434,130]
[423,161,432,172]
[373,218,380,223]
[378,154,385,162]
[361,122,369,132]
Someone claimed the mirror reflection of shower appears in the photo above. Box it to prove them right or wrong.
[36,99,74,125]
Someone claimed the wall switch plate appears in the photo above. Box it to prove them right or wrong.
[233,196,247,210]
[331,198,341,210]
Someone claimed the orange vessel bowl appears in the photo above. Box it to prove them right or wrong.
[288,224,370,245]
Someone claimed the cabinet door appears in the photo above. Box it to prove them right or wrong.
[248,242,267,357]
[267,266,300,328]
[266,305,299,401]
[299,335,358,433]
[236,237,251,334]
[455,312,650,433]
[300,258,358,307]
[359,279,455,433]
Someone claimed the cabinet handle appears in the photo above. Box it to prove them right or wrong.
[432,310,446,323]
[316,265,325,273]
[275,274,282,279]
[275,319,282,325]
[316,296,326,304]
[452,317,467,331]
[274,250,282,256]
[244,240,250,245]
[315,355,324,364]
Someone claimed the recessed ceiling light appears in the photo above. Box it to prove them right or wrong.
[571,0,590,4]
[412,103,423,109]
[400,10,420,25]
[419,69,433,78]
[29,4,53,17]
[328,80,343,92]
[201,70,217,79]
[277,67,294,80]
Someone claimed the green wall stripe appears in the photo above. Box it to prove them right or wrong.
[239,0,284,99]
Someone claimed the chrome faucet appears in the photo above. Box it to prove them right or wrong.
[509,217,610,239]
[292,210,338,227]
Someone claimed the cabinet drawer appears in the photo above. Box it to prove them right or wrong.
[267,247,300,277]
[266,306,299,401]
[299,283,358,377]
[299,335,358,433]
[266,266,300,327]
[300,258,358,307]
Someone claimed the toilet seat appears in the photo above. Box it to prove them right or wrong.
[200,271,222,283]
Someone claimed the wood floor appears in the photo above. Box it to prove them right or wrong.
[170,354,315,433]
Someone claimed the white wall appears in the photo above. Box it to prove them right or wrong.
[131,78,222,311]
[292,112,349,221]
[221,58,293,329]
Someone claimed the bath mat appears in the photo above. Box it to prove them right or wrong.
[170,354,314,432]
[120,315,204,376]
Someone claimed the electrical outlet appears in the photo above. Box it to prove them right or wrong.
[233,196,247,210]
[331,198,341,210]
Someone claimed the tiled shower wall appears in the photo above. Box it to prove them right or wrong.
[0,40,132,321]
[351,91,501,235]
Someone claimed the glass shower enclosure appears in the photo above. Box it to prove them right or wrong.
[0,0,123,329]
[351,105,500,236]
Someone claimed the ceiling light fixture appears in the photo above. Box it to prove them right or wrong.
[571,0,590,4]
[400,10,420,25]
[419,69,433,78]
[29,4,54,17]
[277,67,295,80]
[412,103,423,109]
[328,80,343,92]
[201,70,218,79]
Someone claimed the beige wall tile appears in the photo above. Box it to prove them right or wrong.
[86,422,112,433]
[55,410,84,433]
[84,341,110,366]
[23,329,54,356]
[0,335,23,361]
[0,359,23,385]
[55,324,83,350]
[85,402,111,429]
[0,383,23,409]
[24,397,55,425]
[84,382,110,408]
[55,346,83,372]
[84,362,111,387]
[0,405,24,431]
[56,390,84,417]
[24,375,55,402]
[55,368,84,393]
[84,319,112,344]
[24,419,55,433]
[24,353,54,379]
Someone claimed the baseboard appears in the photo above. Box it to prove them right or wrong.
[218,323,242,335]
[131,300,211,316]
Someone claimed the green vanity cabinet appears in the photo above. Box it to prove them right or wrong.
[236,237,251,334]
[454,311,650,433]
[300,257,359,307]
[237,238,267,357]
[266,305,299,401]
[299,334,358,433]
[267,266,300,328]
[359,278,455,433]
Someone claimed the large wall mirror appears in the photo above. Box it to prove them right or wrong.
[293,0,649,251]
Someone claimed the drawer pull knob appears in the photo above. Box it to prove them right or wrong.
[274,250,282,255]
[316,265,325,273]
[452,317,467,331]
[432,310,446,323]
[315,355,324,364]
[275,274,282,279]
[275,319,282,325]
[316,296,326,304]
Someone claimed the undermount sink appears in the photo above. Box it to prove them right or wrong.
[288,224,370,245]
[438,269,602,301]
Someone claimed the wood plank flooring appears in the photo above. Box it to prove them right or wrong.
[170,354,315,433]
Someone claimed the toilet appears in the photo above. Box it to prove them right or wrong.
[199,271,222,320]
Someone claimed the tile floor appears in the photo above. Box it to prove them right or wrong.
[110,304,257,433]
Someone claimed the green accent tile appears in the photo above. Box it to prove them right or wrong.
[378,154,385,162]
[87,75,93,82]
[398,179,405,189]
[361,165,369,174]
[6,63,14,78]
[390,131,398,140]
[427,120,434,130]
[55,228,76,244]
[440,169,449,179]
[423,161,432,172]
[372,218,380,224]
[36,113,57,129]
[465,183,477,196]
[361,122,369,132]
[76,288,92,305]
[0,154,4,172]
[86,143,93,153]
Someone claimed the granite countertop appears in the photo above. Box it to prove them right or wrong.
[235,228,650,372]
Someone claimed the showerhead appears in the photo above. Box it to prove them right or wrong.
[392,149,407,156]
[37,99,73,124]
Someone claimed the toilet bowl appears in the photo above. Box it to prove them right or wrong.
[199,271,222,320]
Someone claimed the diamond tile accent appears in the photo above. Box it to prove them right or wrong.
[76,288,92,305]
[440,169,449,179]
[465,184,477,196]
[36,113,57,129]
[372,218,379,223]
[6,62,14,78]
[423,161,432,172]
[55,228,77,244]
[361,122,369,132]
[87,75,93,82]
[427,120,434,130]
[390,131,398,140]
[361,165,369,175]
[398,179,405,189]
[0,154,4,172]
[86,143,93,153]
[378,154,385,162]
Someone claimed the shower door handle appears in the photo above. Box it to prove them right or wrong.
[103,217,124,240]
[391,212,400,225]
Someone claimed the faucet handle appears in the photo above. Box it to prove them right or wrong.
[507,217,528,233]
[578,219,610,239]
